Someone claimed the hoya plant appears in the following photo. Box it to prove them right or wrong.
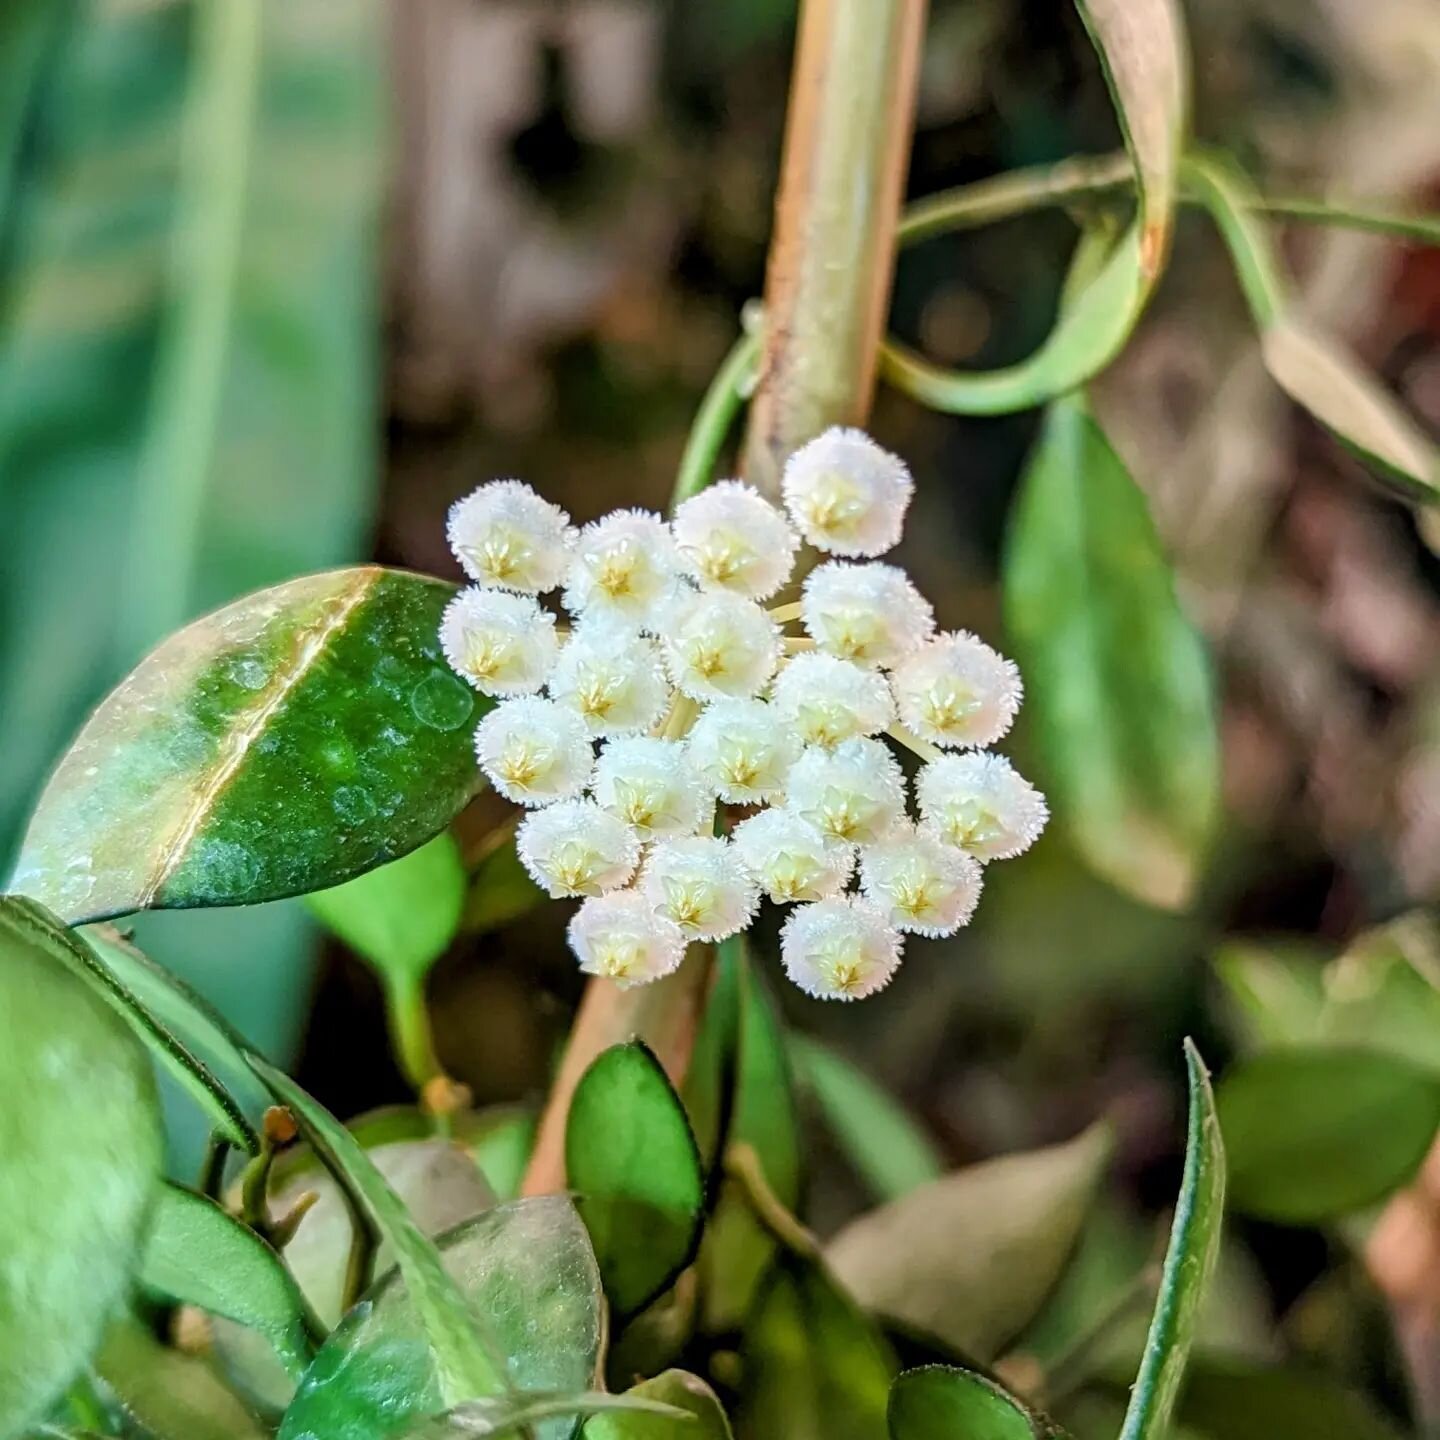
[3,0,1438,1438]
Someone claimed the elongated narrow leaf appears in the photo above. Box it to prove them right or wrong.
[826,1123,1111,1361]
[790,1035,943,1202]
[14,567,484,923]
[279,1198,604,1440]
[1005,396,1218,909]
[249,1057,502,1407]
[888,1366,1049,1440]
[139,1183,316,1380]
[1118,1040,1225,1440]
[1074,0,1188,278]
[1217,1046,1440,1222]
[404,1393,689,1438]
[583,1371,733,1440]
[0,898,162,1437]
[566,1042,704,1318]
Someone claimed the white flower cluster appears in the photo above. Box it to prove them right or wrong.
[440,427,1047,1000]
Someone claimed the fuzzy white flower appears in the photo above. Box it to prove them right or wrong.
[781,896,903,1000]
[592,737,709,840]
[801,561,934,668]
[917,751,1048,861]
[731,809,853,904]
[685,698,798,804]
[662,590,781,702]
[440,588,558,697]
[641,836,760,942]
[892,632,1022,749]
[781,427,913,557]
[672,480,799,600]
[547,623,670,737]
[447,479,574,592]
[860,824,983,937]
[474,697,592,806]
[568,890,687,987]
[562,509,680,627]
[516,799,639,898]
[785,737,906,847]
[771,652,895,750]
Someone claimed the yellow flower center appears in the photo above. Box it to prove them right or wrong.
[461,633,515,682]
[592,545,641,599]
[496,739,545,789]
[596,937,645,980]
[802,471,866,538]
[921,681,979,738]
[695,530,754,585]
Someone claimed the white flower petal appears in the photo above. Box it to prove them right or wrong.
[562,509,682,628]
[785,736,906,847]
[781,427,913,557]
[447,479,574,592]
[592,736,709,840]
[474,697,592,806]
[780,896,903,1000]
[672,480,799,599]
[801,561,934,668]
[916,751,1048,861]
[440,588,558,697]
[516,799,639,897]
[731,809,853,904]
[771,652,895,749]
[662,591,781,702]
[641,835,760,942]
[685,698,798,803]
[892,632,1022,749]
[568,890,687,987]
[860,822,983,936]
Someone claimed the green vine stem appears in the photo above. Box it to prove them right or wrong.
[382,971,443,1096]
[671,326,763,507]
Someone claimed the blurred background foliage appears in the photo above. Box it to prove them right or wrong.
[2,0,1440,1430]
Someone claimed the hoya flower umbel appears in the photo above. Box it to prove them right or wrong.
[438,426,1047,1001]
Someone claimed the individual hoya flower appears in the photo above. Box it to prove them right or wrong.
[516,799,639,898]
[685,698,798,803]
[672,480,798,600]
[592,737,709,840]
[916,751,1048,861]
[771,652,895,750]
[785,736,906,847]
[440,588,558,697]
[662,590,781,702]
[547,622,670,737]
[732,808,853,904]
[892,632,1022,749]
[563,509,680,628]
[447,479,574,592]
[641,835,760,942]
[801,561,934,668]
[860,824,983,937]
[781,427,913,557]
[568,890,687,987]
[474,697,592,806]
[780,896,903,1000]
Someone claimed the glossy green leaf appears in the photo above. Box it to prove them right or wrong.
[250,1058,503,1406]
[1118,1041,1226,1440]
[888,1367,1052,1440]
[278,1198,604,1440]
[739,1256,897,1440]
[826,1123,1111,1362]
[464,835,544,935]
[583,1370,733,1440]
[1074,0,1188,280]
[139,1182,316,1380]
[14,566,483,923]
[1005,395,1218,910]
[566,1041,704,1318]
[790,1034,943,1202]
[1177,1361,1406,1440]
[1216,1046,1440,1222]
[405,1393,689,1438]
[0,898,162,1438]
[308,831,466,983]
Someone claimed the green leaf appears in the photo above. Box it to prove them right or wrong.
[1176,1361,1407,1440]
[404,1393,690,1438]
[825,1123,1112,1362]
[1216,1046,1440,1222]
[0,897,162,1438]
[1119,1040,1226,1440]
[1074,0,1188,280]
[888,1366,1054,1440]
[139,1182,316,1380]
[308,830,466,984]
[464,834,544,935]
[278,1198,604,1440]
[469,1109,537,1203]
[583,1370,733,1440]
[565,1041,704,1318]
[790,1034,944,1202]
[249,1057,503,1407]
[740,1256,896,1440]
[13,566,484,923]
[1005,395,1219,910]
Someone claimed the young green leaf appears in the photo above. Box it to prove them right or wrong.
[1005,395,1219,910]
[403,1392,690,1438]
[790,1034,944,1202]
[248,1057,503,1407]
[583,1370,733,1440]
[565,1041,705,1318]
[278,1198,604,1440]
[1216,1046,1440,1222]
[13,567,485,924]
[888,1366,1051,1440]
[825,1122,1111,1361]
[0,898,163,1438]
[1118,1040,1226,1440]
